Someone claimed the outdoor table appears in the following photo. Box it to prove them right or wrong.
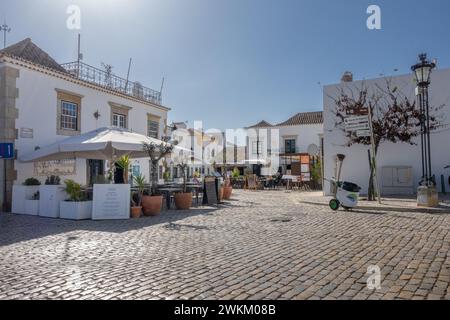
[281,175,300,191]
[158,187,183,210]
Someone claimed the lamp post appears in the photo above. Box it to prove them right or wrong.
[411,53,438,207]
[0,22,11,49]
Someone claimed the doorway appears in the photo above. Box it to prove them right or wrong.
[87,160,105,186]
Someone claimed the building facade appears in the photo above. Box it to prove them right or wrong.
[323,70,450,196]
[0,39,169,210]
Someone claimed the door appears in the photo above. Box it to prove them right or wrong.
[87,160,105,186]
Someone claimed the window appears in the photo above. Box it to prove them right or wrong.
[112,113,127,129]
[56,89,82,136]
[148,119,159,139]
[252,141,263,155]
[109,102,131,129]
[61,101,78,130]
[285,139,296,154]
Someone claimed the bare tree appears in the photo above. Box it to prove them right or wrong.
[331,80,443,200]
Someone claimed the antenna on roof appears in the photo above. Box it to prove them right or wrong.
[76,33,83,77]
[159,77,165,102]
[124,58,132,91]
[0,21,11,49]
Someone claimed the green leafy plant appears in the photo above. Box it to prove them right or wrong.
[132,174,146,207]
[45,175,61,185]
[115,155,131,184]
[177,162,189,193]
[232,167,240,179]
[63,179,86,202]
[23,177,41,186]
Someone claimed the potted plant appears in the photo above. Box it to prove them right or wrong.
[39,175,65,218]
[174,162,192,210]
[12,177,41,215]
[130,174,146,218]
[223,177,233,200]
[141,142,174,216]
[60,179,92,220]
[115,155,131,184]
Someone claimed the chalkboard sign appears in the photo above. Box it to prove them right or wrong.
[203,177,218,205]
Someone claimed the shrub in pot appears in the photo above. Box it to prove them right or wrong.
[174,162,192,210]
[223,178,233,200]
[15,178,41,215]
[115,155,131,184]
[60,179,92,220]
[141,141,174,216]
[130,174,146,218]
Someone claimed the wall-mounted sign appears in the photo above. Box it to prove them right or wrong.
[20,128,34,139]
[34,159,76,176]
[0,143,14,159]
[92,184,130,220]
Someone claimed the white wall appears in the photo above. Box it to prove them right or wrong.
[323,69,450,196]
[11,63,168,185]
[279,123,323,152]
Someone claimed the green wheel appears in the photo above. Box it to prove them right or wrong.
[329,199,340,211]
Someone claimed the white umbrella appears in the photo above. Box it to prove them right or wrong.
[20,127,174,162]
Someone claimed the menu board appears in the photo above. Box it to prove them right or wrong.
[92,184,130,220]
[203,177,218,205]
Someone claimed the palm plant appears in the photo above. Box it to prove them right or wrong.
[132,174,146,207]
[115,155,131,184]
[63,179,85,202]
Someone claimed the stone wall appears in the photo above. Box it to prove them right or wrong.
[0,65,19,212]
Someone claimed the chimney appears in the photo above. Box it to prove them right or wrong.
[341,71,353,82]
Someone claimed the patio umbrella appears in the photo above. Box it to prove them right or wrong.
[19,127,176,162]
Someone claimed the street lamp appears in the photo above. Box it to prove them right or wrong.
[411,53,436,185]
[0,22,11,49]
[411,53,438,207]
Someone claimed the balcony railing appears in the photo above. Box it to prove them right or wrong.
[61,61,162,105]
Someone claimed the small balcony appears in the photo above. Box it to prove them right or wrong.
[61,61,162,105]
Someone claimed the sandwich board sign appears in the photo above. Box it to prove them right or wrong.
[0,143,14,159]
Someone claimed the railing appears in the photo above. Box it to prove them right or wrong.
[61,61,162,105]
[280,148,298,154]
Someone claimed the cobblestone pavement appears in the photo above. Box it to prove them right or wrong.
[1,190,450,300]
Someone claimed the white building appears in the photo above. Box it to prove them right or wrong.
[246,112,323,178]
[323,70,450,196]
[0,38,170,210]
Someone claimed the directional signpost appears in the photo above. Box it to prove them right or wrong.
[344,113,381,204]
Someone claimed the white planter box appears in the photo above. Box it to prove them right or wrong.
[39,185,66,218]
[92,184,130,220]
[24,200,40,216]
[60,201,92,220]
[12,185,40,215]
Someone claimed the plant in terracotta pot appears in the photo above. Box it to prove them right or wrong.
[174,162,192,210]
[223,177,233,200]
[115,155,131,184]
[141,141,174,216]
[130,174,146,218]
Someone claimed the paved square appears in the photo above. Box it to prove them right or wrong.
[1,190,450,300]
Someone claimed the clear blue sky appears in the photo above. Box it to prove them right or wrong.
[2,0,450,129]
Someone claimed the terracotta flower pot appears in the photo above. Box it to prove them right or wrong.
[223,186,232,200]
[130,206,142,218]
[218,187,224,202]
[142,195,163,216]
[174,192,192,210]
